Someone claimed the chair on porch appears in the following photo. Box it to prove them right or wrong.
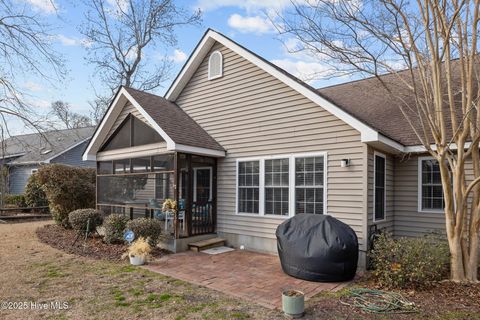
[165,199,186,232]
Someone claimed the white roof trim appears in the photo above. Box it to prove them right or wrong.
[82,87,225,161]
[165,29,402,151]
[404,142,473,153]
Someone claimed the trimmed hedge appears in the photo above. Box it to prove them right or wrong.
[103,214,129,244]
[69,209,103,233]
[4,194,26,207]
[369,233,450,289]
[126,218,162,246]
[24,173,48,208]
[36,164,95,228]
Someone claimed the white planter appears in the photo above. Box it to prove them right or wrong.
[129,255,146,266]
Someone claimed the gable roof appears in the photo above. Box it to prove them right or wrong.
[82,86,225,161]
[3,127,94,165]
[165,29,405,152]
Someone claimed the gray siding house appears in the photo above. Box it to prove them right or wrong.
[83,29,459,267]
[3,127,95,194]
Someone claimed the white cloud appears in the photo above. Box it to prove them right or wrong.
[271,59,334,84]
[24,0,57,14]
[23,81,44,92]
[55,34,91,48]
[169,49,187,63]
[195,0,292,13]
[106,0,129,13]
[227,14,274,34]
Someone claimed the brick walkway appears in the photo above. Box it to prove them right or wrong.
[144,250,347,309]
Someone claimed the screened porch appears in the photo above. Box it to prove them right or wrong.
[96,153,217,239]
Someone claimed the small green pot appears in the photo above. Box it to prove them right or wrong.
[282,290,305,318]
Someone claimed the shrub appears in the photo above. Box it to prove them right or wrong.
[36,164,96,228]
[24,173,48,208]
[126,218,162,247]
[103,214,129,244]
[68,209,103,233]
[369,233,450,289]
[4,194,26,207]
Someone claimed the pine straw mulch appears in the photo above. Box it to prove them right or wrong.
[36,224,170,261]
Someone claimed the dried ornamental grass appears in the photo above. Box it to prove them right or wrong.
[122,237,152,259]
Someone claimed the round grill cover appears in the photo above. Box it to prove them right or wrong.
[276,214,358,282]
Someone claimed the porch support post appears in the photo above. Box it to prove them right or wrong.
[186,154,193,237]
[174,152,180,239]
[212,158,217,233]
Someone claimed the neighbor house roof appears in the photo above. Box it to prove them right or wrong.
[3,127,94,165]
[123,87,224,152]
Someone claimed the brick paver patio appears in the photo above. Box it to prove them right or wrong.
[144,250,348,309]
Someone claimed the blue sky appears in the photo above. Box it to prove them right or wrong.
[12,0,351,134]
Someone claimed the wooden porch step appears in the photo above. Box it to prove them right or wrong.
[188,237,226,252]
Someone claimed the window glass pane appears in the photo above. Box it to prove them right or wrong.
[421,159,445,210]
[265,159,289,216]
[101,117,131,151]
[113,159,130,174]
[238,160,260,214]
[152,154,174,171]
[132,117,164,146]
[295,156,324,215]
[98,161,113,174]
[374,155,385,220]
[132,157,151,173]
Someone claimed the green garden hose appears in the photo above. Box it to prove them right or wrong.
[340,288,418,314]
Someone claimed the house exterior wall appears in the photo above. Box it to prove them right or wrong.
[174,41,368,262]
[393,154,450,237]
[50,141,95,167]
[8,164,38,194]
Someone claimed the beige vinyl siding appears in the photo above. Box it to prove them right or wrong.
[175,42,367,249]
[367,147,394,235]
[392,154,473,237]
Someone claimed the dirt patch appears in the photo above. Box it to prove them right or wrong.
[307,279,480,319]
[36,224,169,261]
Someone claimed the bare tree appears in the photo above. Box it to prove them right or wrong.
[49,101,92,129]
[81,0,201,96]
[88,95,110,124]
[272,0,480,282]
[0,0,64,134]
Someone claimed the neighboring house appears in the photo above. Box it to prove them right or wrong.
[2,127,95,194]
[83,29,459,268]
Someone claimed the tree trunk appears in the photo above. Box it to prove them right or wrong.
[466,228,479,282]
[449,236,466,281]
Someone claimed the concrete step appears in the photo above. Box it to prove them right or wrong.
[188,237,226,252]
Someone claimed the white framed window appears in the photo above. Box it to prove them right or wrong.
[265,158,289,216]
[236,152,327,217]
[418,156,445,212]
[237,160,260,214]
[373,152,386,222]
[208,51,223,80]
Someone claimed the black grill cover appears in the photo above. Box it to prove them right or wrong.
[276,214,358,282]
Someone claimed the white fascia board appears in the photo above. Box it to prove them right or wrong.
[404,141,473,153]
[173,144,225,157]
[165,30,385,145]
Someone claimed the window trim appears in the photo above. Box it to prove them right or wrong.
[373,151,386,222]
[235,152,328,218]
[208,50,223,80]
[417,156,444,213]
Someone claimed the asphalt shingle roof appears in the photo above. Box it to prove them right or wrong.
[3,127,94,164]
[124,87,224,152]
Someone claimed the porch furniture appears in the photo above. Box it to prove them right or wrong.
[165,210,185,232]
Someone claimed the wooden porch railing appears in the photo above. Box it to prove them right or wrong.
[190,201,215,236]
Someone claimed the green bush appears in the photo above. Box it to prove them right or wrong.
[126,218,162,247]
[24,173,48,208]
[369,233,450,289]
[4,194,26,207]
[68,209,103,233]
[36,164,96,228]
[103,214,129,244]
